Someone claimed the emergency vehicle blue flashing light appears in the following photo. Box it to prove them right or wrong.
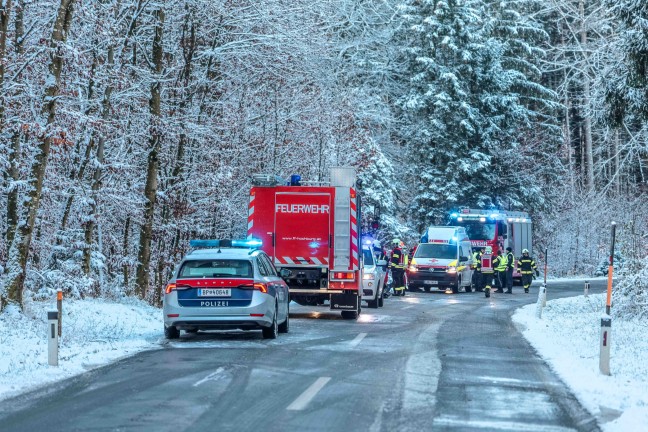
[309,241,320,249]
[490,213,498,218]
[232,239,263,248]
[450,212,459,218]
[451,236,458,242]
[289,174,302,186]
[190,239,262,249]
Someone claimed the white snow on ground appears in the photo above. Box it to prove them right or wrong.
[513,292,648,432]
[0,297,162,401]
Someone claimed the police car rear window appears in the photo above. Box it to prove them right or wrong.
[179,260,253,278]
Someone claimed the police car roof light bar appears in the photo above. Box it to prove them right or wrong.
[189,239,262,249]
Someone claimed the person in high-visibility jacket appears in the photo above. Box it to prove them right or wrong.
[517,249,539,293]
[390,239,408,296]
[505,246,515,293]
[493,250,507,293]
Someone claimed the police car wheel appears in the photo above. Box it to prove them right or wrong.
[164,325,179,340]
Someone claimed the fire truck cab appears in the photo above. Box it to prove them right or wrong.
[247,167,363,319]
[449,208,533,283]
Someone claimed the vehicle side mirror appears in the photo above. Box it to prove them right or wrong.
[377,260,387,266]
[459,256,468,262]
[279,269,291,279]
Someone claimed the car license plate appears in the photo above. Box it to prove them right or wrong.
[424,280,438,285]
[198,288,231,297]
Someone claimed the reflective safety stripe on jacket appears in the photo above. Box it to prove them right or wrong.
[390,248,405,269]
[518,256,537,274]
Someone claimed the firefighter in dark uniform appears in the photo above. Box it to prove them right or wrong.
[390,239,407,296]
[518,249,539,293]
[505,246,515,293]
[493,250,507,293]
[480,247,495,297]
[472,247,485,292]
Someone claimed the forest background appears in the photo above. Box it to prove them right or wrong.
[0,0,646,317]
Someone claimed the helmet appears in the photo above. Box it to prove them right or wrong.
[522,249,529,254]
[392,238,401,245]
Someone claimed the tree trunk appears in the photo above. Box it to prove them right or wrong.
[0,0,11,128]
[83,87,111,275]
[123,216,130,287]
[2,0,76,310]
[5,0,24,253]
[135,8,164,299]
[579,0,594,192]
[0,2,11,253]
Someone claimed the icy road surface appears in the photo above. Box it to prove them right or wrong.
[0,280,605,432]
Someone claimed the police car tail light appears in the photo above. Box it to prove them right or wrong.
[165,283,190,294]
[254,283,268,293]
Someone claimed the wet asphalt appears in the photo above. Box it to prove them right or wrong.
[0,279,606,432]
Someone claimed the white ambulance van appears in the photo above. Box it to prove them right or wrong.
[407,226,474,293]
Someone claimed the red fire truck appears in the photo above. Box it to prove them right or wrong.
[449,208,533,283]
[247,167,363,319]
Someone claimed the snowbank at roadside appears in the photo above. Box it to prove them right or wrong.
[0,298,162,401]
[513,293,648,431]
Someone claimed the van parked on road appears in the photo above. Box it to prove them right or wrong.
[407,227,474,293]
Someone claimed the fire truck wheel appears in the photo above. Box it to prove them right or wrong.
[341,310,358,319]
[464,284,472,293]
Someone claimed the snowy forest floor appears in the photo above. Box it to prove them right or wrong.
[0,297,162,401]
[0,290,646,431]
[513,293,648,432]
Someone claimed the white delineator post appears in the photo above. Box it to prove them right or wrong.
[48,311,59,366]
[584,281,590,297]
[599,316,611,375]
[535,283,546,319]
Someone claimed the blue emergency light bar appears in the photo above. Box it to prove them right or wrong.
[189,239,262,249]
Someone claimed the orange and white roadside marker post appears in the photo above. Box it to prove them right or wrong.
[599,221,616,376]
[48,311,59,366]
[57,288,63,337]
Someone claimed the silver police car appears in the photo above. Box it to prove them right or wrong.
[163,240,290,339]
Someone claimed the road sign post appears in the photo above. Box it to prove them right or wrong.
[584,281,590,297]
[48,311,59,366]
